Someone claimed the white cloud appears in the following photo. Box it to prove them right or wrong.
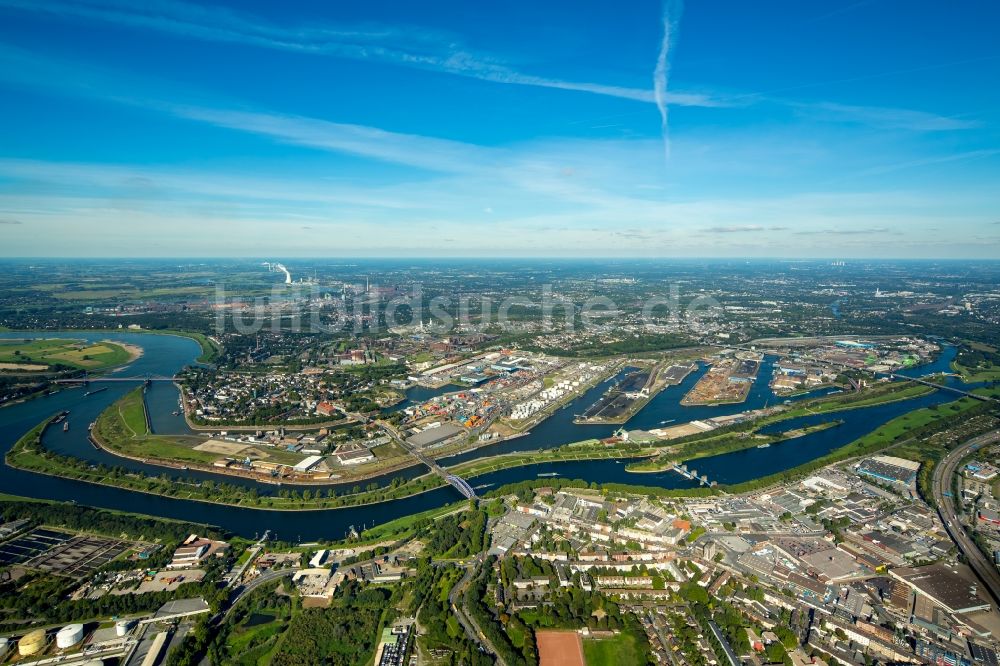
[703,225,788,233]
[837,148,1000,179]
[0,158,423,210]
[797,101,981,131]
[168,106,498,173]
[1,160,994,258]
[654,0,684,158]
[0,25,996,259]
[0,0,724,107]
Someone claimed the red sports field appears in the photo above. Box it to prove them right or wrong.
[536,630,585,666]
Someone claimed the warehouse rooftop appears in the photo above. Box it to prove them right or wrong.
[890,563,992,615]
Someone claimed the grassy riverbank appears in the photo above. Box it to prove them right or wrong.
[95,388,418,484]
[6,379,994,511]
[0,492,231,538]
[488,392,998,501]
[772,382,937,418]
[446,440,657,478]
[7,411,684,511]
[626,420,843,473]
[0,337,135,372]
[6,414,450,511]
[951,359,1000,383]
[716,391,998,495]
[623,381,932,474]
[93,388,224,465]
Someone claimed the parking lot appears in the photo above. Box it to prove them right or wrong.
[131,568,205,593]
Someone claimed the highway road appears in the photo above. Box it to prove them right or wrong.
[931,430,1000,607]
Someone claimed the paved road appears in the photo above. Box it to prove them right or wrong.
[931,430,1000,607]
[708,619,741,666]
[645,609,681,666]
[377,419,445,474]
[220,568,297,622]
[446,562,481,643]
[448,557,506,666]
[225,531,270,588]
[376,418,478,499]
[443,518,503,662]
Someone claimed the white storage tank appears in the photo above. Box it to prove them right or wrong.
[115,619,133,637]
[0,637,9,656]
[56,623,85,649]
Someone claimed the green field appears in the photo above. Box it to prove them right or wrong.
[0,338,132,371]
[447,440,646,478]
[771,381,936,420]
[94,388,221,465]
[842,398,980,452]
[49,285,214,301]
[716,391,999,496]
[952,359,1000,383]
[355,500,467,544]
[408,351,436,364]
[583,630,645,666]
[370,441,405,459]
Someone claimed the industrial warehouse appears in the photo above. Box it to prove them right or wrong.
[890,563,993,615]
[856,455,922,485]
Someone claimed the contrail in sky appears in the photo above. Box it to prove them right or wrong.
[654,0,683,160]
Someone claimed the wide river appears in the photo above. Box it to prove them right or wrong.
[0,332,966,540]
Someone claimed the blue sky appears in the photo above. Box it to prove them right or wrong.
[0,0,998,258]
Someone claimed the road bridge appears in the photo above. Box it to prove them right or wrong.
[376,419,478,500]
[445,474,478,500]
[888,374,993,401]
[54,375,177,383]
[669,463,714,487]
